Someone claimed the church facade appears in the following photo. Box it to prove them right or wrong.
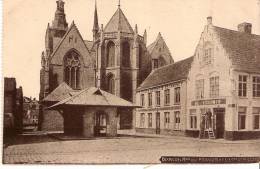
[39,0,173,131]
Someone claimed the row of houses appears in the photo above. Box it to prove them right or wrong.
[135,17,260,140]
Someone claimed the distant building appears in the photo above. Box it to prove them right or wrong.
[39,0,173,132]
[135,57,193,135]
[186,17,260,140]
[23,97,39,131]
[4,78,23,136]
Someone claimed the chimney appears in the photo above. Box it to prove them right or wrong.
[238,22,252,34]
[207,16,212,25]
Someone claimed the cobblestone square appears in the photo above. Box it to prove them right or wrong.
[3,134,260,164]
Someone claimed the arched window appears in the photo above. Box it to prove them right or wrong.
[106,41,115,67]
[107,74,115,94]
[122,41,130,67]
[64,50,81,89]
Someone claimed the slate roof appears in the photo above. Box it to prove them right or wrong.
[214,26,260,73]
[43,82,78,102]
[104,7,134,33]
[48,87,140,109]
[138,56,194,91]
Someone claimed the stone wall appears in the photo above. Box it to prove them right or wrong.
[41,107,64,132]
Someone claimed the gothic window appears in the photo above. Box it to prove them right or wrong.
[122,41,130,67]
[106,41,115,67]
[107,74,115,94]
[64,50,81,89]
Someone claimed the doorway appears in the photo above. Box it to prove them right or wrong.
[214,108,225,139]
[156,112,160,134]
[95,112,107,136]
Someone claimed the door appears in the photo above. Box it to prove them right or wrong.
[156,112,160,134]
[215,110,225,138]
[95,112,107,136]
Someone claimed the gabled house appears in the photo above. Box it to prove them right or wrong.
[186,17,260,140]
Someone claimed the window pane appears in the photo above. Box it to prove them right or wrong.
[254,115,260,129]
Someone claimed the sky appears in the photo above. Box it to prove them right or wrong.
[3,0,260,98]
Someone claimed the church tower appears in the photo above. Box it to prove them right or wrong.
[95,2,149,128]
[40,0,68,100]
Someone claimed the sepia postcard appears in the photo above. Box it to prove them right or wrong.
[2,0,260,165]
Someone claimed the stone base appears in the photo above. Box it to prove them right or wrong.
[224,131,260,140]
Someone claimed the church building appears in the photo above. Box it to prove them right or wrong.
[39,0,173,132]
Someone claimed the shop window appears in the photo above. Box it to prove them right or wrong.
[155,91,160,106]
[164,89,170,105]
[238,107,246,130]
[174,111,181,130]
[174,87,180,104]
[209,76,219,98]
[148,92,152,107]
[164,112,170,129]
[148,113,152,128]
[140,94,145,106]
[195,79,204,99]
[253,76,260,97]
[190,110,197,129]
[140,113,145,128]
[253,108,260,130]
[238,75,247,97]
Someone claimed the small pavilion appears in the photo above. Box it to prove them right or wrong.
[45,85,139,137]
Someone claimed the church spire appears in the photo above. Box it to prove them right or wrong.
[93,0,99,41]
[118,0,121,8]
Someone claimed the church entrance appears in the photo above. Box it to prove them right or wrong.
[94,112,108,136]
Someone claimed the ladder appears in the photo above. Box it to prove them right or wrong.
[207,128,215,139]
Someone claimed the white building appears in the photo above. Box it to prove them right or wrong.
[135,57,193,135]
[186,17,260,140]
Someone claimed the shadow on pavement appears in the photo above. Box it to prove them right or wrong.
[3,134,59,148]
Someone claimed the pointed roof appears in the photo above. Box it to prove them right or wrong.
[147,32,164,54]
[138,56,194,91]
[93,0,99,31]
[104,7,134,33]
[48,87,140,109]
[43,82,78,102]
[50,21,91,61]
[213,26,260,73]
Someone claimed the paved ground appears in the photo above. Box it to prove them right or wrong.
[3,133,260,164]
